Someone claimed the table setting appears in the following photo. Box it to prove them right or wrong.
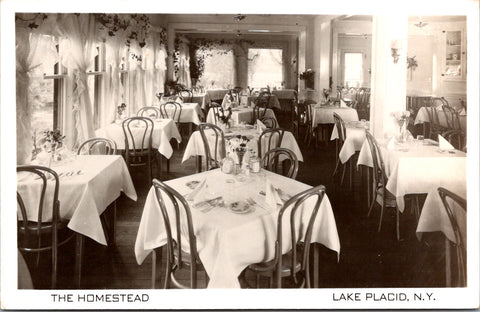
[205,105,277,126]
[134,168,340,288]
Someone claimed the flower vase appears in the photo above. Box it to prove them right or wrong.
[236,150,246,170]
[394,119,408,143]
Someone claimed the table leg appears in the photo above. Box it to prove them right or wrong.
[196,155,202,173]
[313,244,319,288]
[74,233,84,288]
[445,237,451,287]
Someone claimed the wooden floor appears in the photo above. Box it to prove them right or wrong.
[22,111,448,289]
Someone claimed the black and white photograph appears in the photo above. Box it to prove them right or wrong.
[1,0,479,310]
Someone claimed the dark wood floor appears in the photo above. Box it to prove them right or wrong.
[22,111,448,289]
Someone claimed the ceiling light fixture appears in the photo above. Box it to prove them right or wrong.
[414,16,428,28]
[233,14,246,22]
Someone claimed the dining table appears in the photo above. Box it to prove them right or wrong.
[190,94,212,111]
[95,118,182,159]
[181,125,303,170]
[272,89,297,111]
[311,104,360,128]
[331,120,369,164]
[160,102,204,125]
[414,106,467,131]
[357,137,466,213]
[134,168,340,288]
[240,94,282,110]
[205,106,278,126]
[17,154,137,286]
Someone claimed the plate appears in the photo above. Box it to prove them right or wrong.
[186,180,200,189]
[229,201,254,214]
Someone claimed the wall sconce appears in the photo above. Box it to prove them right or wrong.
[390,40,402,64]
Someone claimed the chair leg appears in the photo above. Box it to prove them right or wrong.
[151,250,157,289]
[340,163,347,185]
[367,188,377,217]
[378,201,385,232]
[396,207,401,241]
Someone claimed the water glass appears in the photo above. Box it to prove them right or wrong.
[416,135,425,146]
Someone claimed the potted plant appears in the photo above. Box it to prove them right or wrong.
[299,69,315,89]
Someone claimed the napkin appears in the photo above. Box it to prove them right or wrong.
[340,99,348,108]
[459,108,467,116]
[185,179,206,202]
[265,179,283,211]
[175,97,184,104]
[387,138,395,150]
[257,119,267,133]
[438,135,455,150]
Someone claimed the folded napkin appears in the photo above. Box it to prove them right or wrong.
[185,179,206,201]
[387,138,395,150]
[257,119,267,133]
[459,108,467,116]
[175,97,184,104]
[438,134,455,150]
[265,179,283,211]
[340,99,348,108]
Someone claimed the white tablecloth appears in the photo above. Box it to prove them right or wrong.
[240,95,281,110]
[17,155,137,245]
[416,184,466,244]
[182,127,303,164]
[357,138,466,212]
[414,106,467,131]
[331,121,369,164]
[191,94,211,111]
[134,168,340,288]
[162,102,204,125]
[272,89,297,100]
[206,89,230,102]
[95,119,182,159]
[312,105,359,127]
[205,107,277,126]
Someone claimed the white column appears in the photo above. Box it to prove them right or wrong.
[370,14,408,137]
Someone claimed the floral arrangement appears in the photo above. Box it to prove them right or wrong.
[390,110,411,122]
[407,56,418,71]
[216,107,232,124]
[230,135,251,153]
[299,69,314,80]
[322,88,331,100]
[42,129,65,157]
[117,103,127,117]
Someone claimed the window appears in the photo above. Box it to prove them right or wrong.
[247,48,283,89]
[197,47,235,89]
[30,34,65,147]
[343,52,363,88]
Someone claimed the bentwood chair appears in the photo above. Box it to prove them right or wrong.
[438,187,466,287]
[262,147,299,179]
[178,89,193,103]
[17,165,75,288]
[160,101,183,123]
[151,179,206,289]
[137,106,162,119]
[209,102,222,125]
[332,113,353,188]
[442,129,466,151]
[365,131,401,240]
[442,104,462,131]
[258,128,285,161]
[245,185,327,288]
[77,137,118,244]
[260,116,278,129]
[77,137,117,155]
[198,123,226,171]
[122,117,156,184]
[292,100,315,146]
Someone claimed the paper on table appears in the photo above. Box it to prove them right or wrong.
[387,138,395,150]
[257,119,267,133]
[438,134,455,150]
[265,179,283,211]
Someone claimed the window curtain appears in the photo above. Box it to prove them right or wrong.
[128,45,146,115]
[155,41,167,94]
[141,34,156,107]
[57,14,97,149]
[177,41,191,88]
[15,16,57,164]
[103,33,128,127]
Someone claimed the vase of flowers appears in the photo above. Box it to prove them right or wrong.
[43,129,65,166]
[391,111,411,143]
[226,135,251,172]
[116,103,127,122]
[216,107,232,129]
[299,69,315,89]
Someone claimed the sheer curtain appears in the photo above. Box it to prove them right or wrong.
[128,45,146,115]
[57,14,97,149]
[16,16,57,164]
[177,41,191,88]
[155,40,167,94]
[103,33,128,126]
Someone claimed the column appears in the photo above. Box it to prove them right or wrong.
[166,25,175,82]
[370,14,408,137]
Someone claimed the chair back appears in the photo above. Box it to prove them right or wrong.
[426,106,441,126]
[259,116,278,129]
[272,185,327,288]
[178,89,193,102]
[254,91,272,114]
[442,104,461,130]
[437,187,466,287]
[198,123,226,171]
[152,179,201,288]
[442,129,466,151]
[262,147,299,179]
[122,117,154,163]
[364,131,388,190]
[77,137,117,155]
[137,106,161,119]
[333,113,346,143]
[258,128,285,160]
[160,101,183,123]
